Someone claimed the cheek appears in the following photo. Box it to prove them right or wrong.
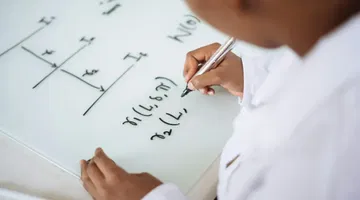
[233,25,281,48]
[185,0,231,29]
[207,17,281,49]
[185,0,281,49]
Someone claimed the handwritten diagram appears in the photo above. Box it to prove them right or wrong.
[83,52,148,116]
[0,0,208,141]
[0,16,55,58]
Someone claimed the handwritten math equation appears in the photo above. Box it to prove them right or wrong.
[122,77,178,126]
[150,108,188,141]
[122,77,189,141]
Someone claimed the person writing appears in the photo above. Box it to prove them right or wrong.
[80,0,360,199]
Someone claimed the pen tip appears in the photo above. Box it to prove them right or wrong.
[181,88,192,98]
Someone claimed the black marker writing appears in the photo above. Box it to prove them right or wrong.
[21,46,55,67]
[168,14,201,43]
[163,129,172,136]
[139,105,155,112]
[132,107,152,117]
[150,109,188,141]
[150,133,166,140]
[155,76,178,87]
[82,69,99,77]
[41,49,55,56]
[0,17,54,59]
[60,69,104,92]
[32,35,95,89]
[33,44,89,89]
[80,36,95,44]
[159,118,180,126]
[121,77,177,126]
[156,82,171,91]
[38,16,55,25]
[123,52,148,61]
[100,0,116,5]
[166,112,183,120]
[159,108,188,126]
[122,117,138,126]
[149,96,163,101]
[83,64,136,116]
[150,129,173,141]
[103,4,121,15]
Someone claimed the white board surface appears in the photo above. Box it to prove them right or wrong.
[0,0,264,196]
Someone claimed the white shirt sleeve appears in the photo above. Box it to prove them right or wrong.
[239,55,271,106]
[327,128,360,200]
[239,47,299,108]
[142,183,188,200]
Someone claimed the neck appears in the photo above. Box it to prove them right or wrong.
[282,1,360,56]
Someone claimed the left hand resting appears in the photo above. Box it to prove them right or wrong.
[80,148,162,200]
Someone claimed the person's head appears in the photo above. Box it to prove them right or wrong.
[185,0,360,55]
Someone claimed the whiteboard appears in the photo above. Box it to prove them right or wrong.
[0,0,264,196]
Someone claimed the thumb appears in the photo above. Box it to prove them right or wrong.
[189,69,222,90]
[93,148,127,177]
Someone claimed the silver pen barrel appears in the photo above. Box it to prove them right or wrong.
[194,37,237,76]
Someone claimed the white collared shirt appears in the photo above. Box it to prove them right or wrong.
[143,13,360,200]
